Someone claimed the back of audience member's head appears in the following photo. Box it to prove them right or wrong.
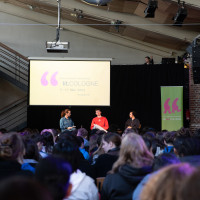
[173,137,200,157]
[103,132,121,148]
[35,156,72,200]
[164,131,176,144]
[0,176,52,200]
[0,132,24,164]
[77,128,88,139]
[40,131,54,154]
[23,139,40,161]
[89,134,99,153]
[153,153,180,171]
[111,133,153,173]
[53,136,80,172]
[178,168,200,200]
[140,163,195,200]
[176,127,192,138]
[151,138,165,155]
[76,136,84,148]
[122,128,138,138]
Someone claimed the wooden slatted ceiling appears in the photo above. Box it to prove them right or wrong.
[3,0,193,50]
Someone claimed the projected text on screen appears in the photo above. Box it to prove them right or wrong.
[29,60,110,106]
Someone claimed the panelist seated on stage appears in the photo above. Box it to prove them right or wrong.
[125,110,140,129]
[60,109,76,132]
[90,109,109,131]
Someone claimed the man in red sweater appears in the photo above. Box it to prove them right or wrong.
[90,109,109,131]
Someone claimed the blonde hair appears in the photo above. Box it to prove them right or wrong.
[111,133,153,173]
[0,132,25,163]
[140,163,195,200]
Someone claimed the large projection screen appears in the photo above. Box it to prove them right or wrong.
[29,59,110,106]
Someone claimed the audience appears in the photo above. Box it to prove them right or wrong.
[101,133,153,200]
[94,132,121,178]
[35,156,72,200]
[53,136,98,200]
[140,163,195,200]
[0,176,53,200]
[1,125,200,200]
[0,132,32,180]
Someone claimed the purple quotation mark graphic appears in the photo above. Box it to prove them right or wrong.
[41,72,58,86]
[164,97,181,114]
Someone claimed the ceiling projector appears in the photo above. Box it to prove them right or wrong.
[46,41,69,53]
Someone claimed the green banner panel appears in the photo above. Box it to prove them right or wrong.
[161,86,183,131]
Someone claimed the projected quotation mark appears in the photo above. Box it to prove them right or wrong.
[41,72,58,86]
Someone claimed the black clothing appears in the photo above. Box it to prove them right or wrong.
[94,147,120,178]
[101,164,152,200]
[180,155,200,167]
[125,118,140,129]
[0,159,33,181]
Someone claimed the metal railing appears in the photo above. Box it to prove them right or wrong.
[0,43,28,131]
[0,42,29,87]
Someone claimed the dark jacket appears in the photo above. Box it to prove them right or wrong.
[101,164,152,200]
[125,118,140,129]
[94,147,120,178]
[0,159,33,181]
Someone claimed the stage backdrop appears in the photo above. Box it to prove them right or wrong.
[161,86,183,131]
[28,64,188,131]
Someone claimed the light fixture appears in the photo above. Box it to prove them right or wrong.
[173,1,187,26]
[81,0,112,6]
[144,0,158,18]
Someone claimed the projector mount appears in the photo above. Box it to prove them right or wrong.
[46,0,69,53]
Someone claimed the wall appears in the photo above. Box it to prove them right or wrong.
[0,12,163,65]
[189,66,200,132]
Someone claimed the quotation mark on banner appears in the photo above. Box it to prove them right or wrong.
[41,72,58,86]
[164,98,181,114]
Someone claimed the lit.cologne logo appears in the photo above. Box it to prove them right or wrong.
[41,72,58,86]
[164,98,181,114]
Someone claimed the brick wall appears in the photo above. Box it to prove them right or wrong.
[189,65,200,132]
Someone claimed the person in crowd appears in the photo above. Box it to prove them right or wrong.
[0,176,53,200]
[91,134,104,165]
[101,133,153,200]
[173,136,200,166]
[144,56,154,65]
[0,132,32,180]
[77,136,90,160]
[90,108,109,131]
[125,111,140,130]
[53,136,98,200]
[163,131,176,153]
[94,132,121,178]
[77,128,90,149]
[22,138,39,173]
[40,130,55,156]
[178,168,200,200]
[140,163,195,200]
[60,109,76,132]
[35,156,72,200]
[0,128,7,135]
[133,153,180,200]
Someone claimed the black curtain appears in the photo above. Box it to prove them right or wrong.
[28,64,187,131]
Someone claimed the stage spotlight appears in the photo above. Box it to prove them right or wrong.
[144,0,158,18]
[81,0,112,6]
[173,1,187,26]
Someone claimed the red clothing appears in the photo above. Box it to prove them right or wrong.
[90,116,109,130]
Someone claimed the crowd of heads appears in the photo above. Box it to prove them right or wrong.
[0,125,200,200]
